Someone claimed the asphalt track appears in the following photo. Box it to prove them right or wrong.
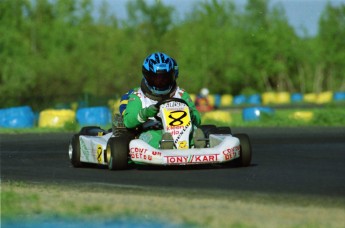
[1,127,345,197]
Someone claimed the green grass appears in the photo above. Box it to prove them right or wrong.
[1,181,345,228]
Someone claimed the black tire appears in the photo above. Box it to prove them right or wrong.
[199,125,217,137]
[106,135,130,170]
[233,133,252,167]
[69,134,82,167]
[80,126,106,136]
[209,126,232,135]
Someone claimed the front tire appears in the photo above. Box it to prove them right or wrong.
[69,134,82,167]
[199,125,217,137]
[209,126,232,135]
[106,136,129,170]
[233,133,252,167]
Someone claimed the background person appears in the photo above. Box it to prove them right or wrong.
[195,88,214,112]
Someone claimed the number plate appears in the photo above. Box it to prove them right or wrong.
[160,101,192,149]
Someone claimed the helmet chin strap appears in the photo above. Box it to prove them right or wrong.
[141,79,177,101]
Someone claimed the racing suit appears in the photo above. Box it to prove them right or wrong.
[123,86,201,149]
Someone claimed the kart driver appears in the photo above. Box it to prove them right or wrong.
[123,52,203,149]
[119,57,178,116]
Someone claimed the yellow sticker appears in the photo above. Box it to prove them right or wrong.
[98,132,103,136]
[97,145,103,163]
[178,141,188,149]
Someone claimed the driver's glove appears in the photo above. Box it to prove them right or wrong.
[137,105,158,123]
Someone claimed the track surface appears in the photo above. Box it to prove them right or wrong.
[1,127,345,197]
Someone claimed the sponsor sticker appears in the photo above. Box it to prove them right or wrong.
[164,154,219,164]
[80,139,89,161]
[178,140,188,149]
[130,147,151,160]
[97,144,103,163]
[130,153,152,161]
[222,146,240,161]
[152,151,162,156]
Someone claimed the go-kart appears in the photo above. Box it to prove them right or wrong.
[68,98,252,170]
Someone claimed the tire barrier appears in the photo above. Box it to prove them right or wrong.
[1,90,343,129]
[261,92,276,105]
[202,110,232,123]
[38,109,76,128]
[0,106,35,128]
[291,93,303,103]
[233,94,247,105]
[205,94,222,109]
[207,95,215,107]
[275,92,291,104]
[289,111,314,122]
[262,92,291,105]
[220,94,233,107]
[303,93,318,103]
[213,94,221,109]
[242,106,274,121]
[317,91,333,104]
[333,91,345,101]
[303,91,334,104]
[247,94,261,105]
[208,91,342,107]
[76,106,111,126]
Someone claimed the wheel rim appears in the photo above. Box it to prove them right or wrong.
[106,144,112,164]
[68,143,73,160]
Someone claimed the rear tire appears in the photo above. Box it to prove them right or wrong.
[233,133,252,167]
[69,134,82,167]
[199,125,217,137]
[209,126,232,135]
[106,135,130,170]
[80,126,106,136]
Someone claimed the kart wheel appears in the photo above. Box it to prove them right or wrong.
[80,126,106,136]
[69,134,82,167]
[233,133,252,167]
[209,126,232,135]
[106,135,129,170]
[199,125,217,137]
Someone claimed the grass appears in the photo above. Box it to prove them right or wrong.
[1,181,345,228]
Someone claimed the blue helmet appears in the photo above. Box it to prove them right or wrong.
[142,52,177,96]
[171,57,179,79]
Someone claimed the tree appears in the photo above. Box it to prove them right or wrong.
[1,0,343,110]
[174,0,240,94]
[317,3,345,91]
[124,0,174,46]
[0,0,34,106]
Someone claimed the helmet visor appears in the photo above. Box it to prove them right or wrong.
[145,70,175,92]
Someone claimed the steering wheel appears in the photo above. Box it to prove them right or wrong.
[154,98,189,109]
[154,98,189,121]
